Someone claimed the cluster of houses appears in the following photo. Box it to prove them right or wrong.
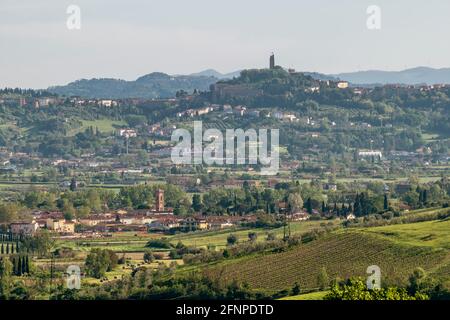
[4,189,262,238]
[6,211,262,238]
[175,102,300,122]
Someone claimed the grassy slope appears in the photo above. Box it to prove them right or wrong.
[280,291,329,300]
[169,220,339,249]
[202,227,450,294]
[358,219,450,249]
[67,119,126,136]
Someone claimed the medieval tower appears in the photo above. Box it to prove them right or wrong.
[155,189,165,212]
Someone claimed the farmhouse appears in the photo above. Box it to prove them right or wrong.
[289,212,310,221]
[9,221,39,235]
[337,81,349,89]
[147,216,181,232]
[358,150,383,160]
[181,216,209,231]
[119,129,137,138]
[117,214,153,225]
[78,214,116,227]
[46,219,75,234]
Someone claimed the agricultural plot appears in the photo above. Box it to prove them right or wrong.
[203,231,449,294]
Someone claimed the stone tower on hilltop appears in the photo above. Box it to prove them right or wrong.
[155,189,165,212]
[270,53,275,69]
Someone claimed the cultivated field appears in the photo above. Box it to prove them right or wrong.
[202,229,450,294]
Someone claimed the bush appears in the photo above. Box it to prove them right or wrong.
[145,239,172,249]
[85,249,118,279]
[325,278,429,300]
[54,247,76,259]
[153,252,165,260]
[143,251,154,263]
[227,234,238,246]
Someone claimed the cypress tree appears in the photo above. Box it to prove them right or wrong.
[418,189,424,204]
[12,257,17,275]
[21,256,26,275]
[25,256,30,274]
[17,256,22,276]
[384,194,389,210]
[423,189,428,204]
[306,198,313,214]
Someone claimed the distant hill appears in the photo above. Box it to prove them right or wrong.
[48,72,219,99]
[303,72,339,82]
[331,67,450,86]
[48,66,450,99]
[189,69,241,79]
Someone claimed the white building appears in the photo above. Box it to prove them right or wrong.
[358,150,383,160]
[119,129,137,138]
[337,81,349,89]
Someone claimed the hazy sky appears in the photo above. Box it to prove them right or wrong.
[2,0,450,88]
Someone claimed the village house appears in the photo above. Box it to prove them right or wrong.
[181,216,209,231]
[289,212,310,221]
[195,106,213,116]
[117,214,154,225]
[78,214,116,227]
[233,106,246,116]
[205,216,235,230]
[305,86,320,93]
[323,183,338,191]
[283,113,298,122]
[147,216,181,232]
[358,150,383,160]
[98,99,118,107]
[46,219,75,234]
[119,129,137,138]
[36,97,58,107]
[337,81,349,89]
[9,221,39,236]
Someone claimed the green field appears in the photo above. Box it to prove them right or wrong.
[68,119,127,136]
[360,219,450,249]
[280,291,329,300]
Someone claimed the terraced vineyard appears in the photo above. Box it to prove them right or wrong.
[204,231,450,294]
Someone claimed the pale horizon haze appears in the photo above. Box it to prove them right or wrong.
[1,0,450,88]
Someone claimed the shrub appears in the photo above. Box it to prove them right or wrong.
[143,251,154,263]
[145,239,172,249]
[227,234,238,246]
[153,252,165,260]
